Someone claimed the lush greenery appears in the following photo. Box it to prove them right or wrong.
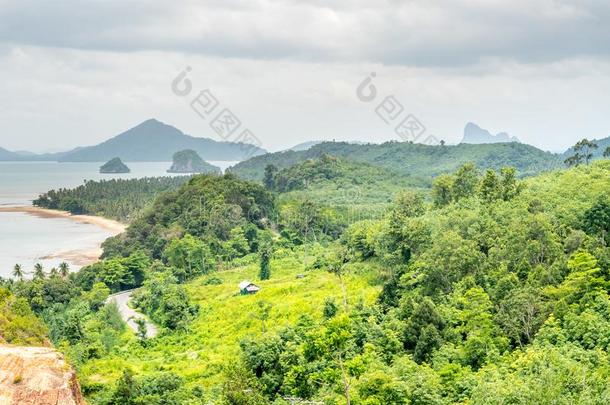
[100,157,130,174]
[33,176,191,221]
[4,154,610,404]
[167,149,220,174]
[229,140,562,182]
[0,287,48,345]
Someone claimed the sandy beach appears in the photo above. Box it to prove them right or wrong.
[0,206,126,234]
[0,206,126,268]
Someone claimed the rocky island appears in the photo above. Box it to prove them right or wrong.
[99,157,130,173]
[167,149,220,174]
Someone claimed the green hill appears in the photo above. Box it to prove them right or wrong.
[167,150,220,174]
[229,140,561,182]
[12,159,610,404]
[100,157,130,174]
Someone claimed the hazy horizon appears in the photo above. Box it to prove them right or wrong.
[2,1,610,153]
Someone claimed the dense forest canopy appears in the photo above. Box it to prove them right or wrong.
[3,151,610,404]
[33,176,192,221]
[229,140,562,182]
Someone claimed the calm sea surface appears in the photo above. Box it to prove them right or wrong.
[0,161,237,277]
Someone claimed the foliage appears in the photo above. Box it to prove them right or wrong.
[33,176,191,221]
[0,287,48,345]
[229,140,561,181]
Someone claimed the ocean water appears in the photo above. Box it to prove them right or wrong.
[0,161,238,277]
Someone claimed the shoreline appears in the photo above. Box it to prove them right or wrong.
[0,206,127,234]
[0,206,126,269]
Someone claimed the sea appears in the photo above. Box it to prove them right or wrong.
[0,161,238,278]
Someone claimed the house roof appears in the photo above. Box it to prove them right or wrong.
[239,280,251,289]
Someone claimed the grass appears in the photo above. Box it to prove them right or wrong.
[79,248,382,400]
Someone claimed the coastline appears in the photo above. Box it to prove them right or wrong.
[0,206,126,234]
[0,206,126,269]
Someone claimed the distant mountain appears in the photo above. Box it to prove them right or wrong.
[461,122,520,144]
[56,119,266,162]
[13,150,38,157]
[0,147,20,160]
[228,140,561,183]
[0,119,266,162]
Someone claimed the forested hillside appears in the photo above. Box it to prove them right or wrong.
[3,159,609,404]
[229,141,561,182]
[33,176,192,221]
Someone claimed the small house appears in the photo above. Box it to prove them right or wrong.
[239,280,260,295]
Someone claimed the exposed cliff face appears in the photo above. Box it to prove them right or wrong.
[0,345,85,405]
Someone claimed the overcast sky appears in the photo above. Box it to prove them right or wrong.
[1,0,610,153]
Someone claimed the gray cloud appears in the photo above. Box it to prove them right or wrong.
[2,0,610,66]
[0,1,609,154]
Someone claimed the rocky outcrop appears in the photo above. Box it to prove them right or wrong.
[461,122,520,144]
[0,345,85,405]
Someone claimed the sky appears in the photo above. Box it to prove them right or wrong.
[1,0,610,153]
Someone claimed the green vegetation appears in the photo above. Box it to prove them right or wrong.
[229,140,562,182]
[0,288,47,345]
[100,157,130,174]
[167,149,220,174]
[33,176,191,221]
[4,154,610,404]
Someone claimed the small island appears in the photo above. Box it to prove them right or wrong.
[99,157,130,173]
[167,150,220,174]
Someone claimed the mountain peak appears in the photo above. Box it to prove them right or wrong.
[461,122,520,144]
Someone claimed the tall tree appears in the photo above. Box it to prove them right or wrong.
[566,138,598,166]
[604,146,610,158]
[259,247,271,281]
[479,169,501,202]
[432,174,453,207]
[452,163,479,201]
[263,164,278,189]
[12,264,23,280]
[58,262,70,278]
[33,263,45,280]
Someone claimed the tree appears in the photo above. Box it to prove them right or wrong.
[12,264,23,280]
[323,297,339,319]
[566,138,598,166]
[583,197,610,243]
[259,248,271,281]
[479,169,501,202]
[164,235,211,282]
[135,318,148,342]
[328,248,351,310]
[33,263,45,280]
[575,138,598,165]
[221,364,267,405]
[263,164,278,189]
[500,166,521,201]
[604,146,610,158]
[452,163,479,201]
[49,267,59,278]
[58,262,70,278]
[110,369,139,405]
[432,174,453,207]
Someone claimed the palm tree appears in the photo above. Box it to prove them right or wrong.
[49,267,59,278]
[33,263,45,280]
[59,262,70,278]
[12,264,24,280]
